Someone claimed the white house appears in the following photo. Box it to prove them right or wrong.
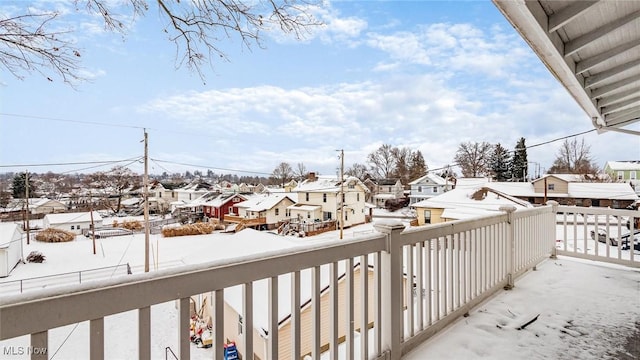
[43,212,103,235]
[233,193,297,229]
[408,173,451,205]
[0,223,22,277]
[290,173,369,228]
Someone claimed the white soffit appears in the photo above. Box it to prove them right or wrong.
[493,0,640,135]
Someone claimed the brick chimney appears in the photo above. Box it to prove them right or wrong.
[307,172,317,182]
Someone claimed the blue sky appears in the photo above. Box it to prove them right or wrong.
[1,0,638,178]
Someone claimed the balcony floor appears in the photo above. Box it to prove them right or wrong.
[403,256,640,360]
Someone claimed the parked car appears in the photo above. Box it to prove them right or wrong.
[590,227,618,246]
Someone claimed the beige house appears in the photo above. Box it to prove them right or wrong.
[289,173,369,228]
[197,261,406,360]
[371,179,405,208]
[5,198,66,215]
[229,193,297,230]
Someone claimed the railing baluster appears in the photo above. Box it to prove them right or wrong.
[426,240,432,326]
[138,306,150,360]
[405,245,414,337]
[345,258,354,360]
[434,237,440,321]
[243,283,253,360]
[360,255,369,360]
[374,252,382,355]
[291,270,301,360]
[30,331,47,360]
[178,297,190,360]
[415,242,423,331]
[268,276,279,360]
[329,262,338,360]
[90,317,104,360]
[311,266,321,360]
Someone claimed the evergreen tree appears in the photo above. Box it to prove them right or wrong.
[510,137,528,182]
[409,150,428,182]
[489,143,511,181]
[12,172,36,199]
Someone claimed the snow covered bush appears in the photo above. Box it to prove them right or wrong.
[35,228,75,242]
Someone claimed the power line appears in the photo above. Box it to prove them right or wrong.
[150,158,274,176]
[0,112,145,130]
[0,158,141,168]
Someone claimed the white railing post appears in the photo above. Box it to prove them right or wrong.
[547,201,559,259]
[499,206,516,290]
[374,220,405,360]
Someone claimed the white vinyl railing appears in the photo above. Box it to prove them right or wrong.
[552,202,639,267]
[1,202,637,360]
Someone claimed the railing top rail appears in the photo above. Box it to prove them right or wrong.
[0,231,386,340]
[556,205,639,217]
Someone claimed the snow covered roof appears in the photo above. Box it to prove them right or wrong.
[568,183,638,200]
[294,175,369,193]
[374,193,397,200]
[412,185,531,219]
[409,173,448,186]
[605,161,640,171]
[44,211,102,225]
[537,174,585,183]
[235,193,295,212]
[485,182,537,198]
[287,204,322,212]
[0,223,20,248]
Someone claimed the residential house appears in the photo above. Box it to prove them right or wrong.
[289,173,369,228]
[201,193,248,222]
[408,173,451,205]
[412,178,532,225]
[174,180,214,203]
[283,180,298,193]
[371,179,405,208]
[517,174,639,208]
[0,223,21,277]
[604,161,640,195]
[5,198,67,215]
[43,211,103,235]
[229,193,297,230]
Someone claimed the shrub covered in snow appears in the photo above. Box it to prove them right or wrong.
[35,228,75,243]
[161,222,214,237]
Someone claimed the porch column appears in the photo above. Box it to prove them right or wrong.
[499,205,516,290]
[546,201,559,259]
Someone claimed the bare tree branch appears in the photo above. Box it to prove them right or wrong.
[1,0,322,84]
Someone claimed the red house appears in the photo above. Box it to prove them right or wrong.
[202,193,247,221]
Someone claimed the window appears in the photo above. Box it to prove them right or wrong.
[238,315,243,335]
[323,211,332,220]
[418,186,422,192]
[70,225,75,230]
[275,208,279,216]
[357,193,360,202]
[433,187,438,193]
[548,183,555,191]
[307,213,311,219]
[342,193,345,203]
[159,193,162,198]
[631,172,637,180]
[617,171,624,180]
[424,210,431,224]
[286,209,290,217]
[323,193,327,203]
[305,193,309,201]
[388,187,392,192]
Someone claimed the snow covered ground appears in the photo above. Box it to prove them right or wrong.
[1,217,638,359]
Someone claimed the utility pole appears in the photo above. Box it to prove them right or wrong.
[24,171,30,245]
[143,130,150,273]
[339,149,344,240]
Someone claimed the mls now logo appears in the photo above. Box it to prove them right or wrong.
[3,346,48,356]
